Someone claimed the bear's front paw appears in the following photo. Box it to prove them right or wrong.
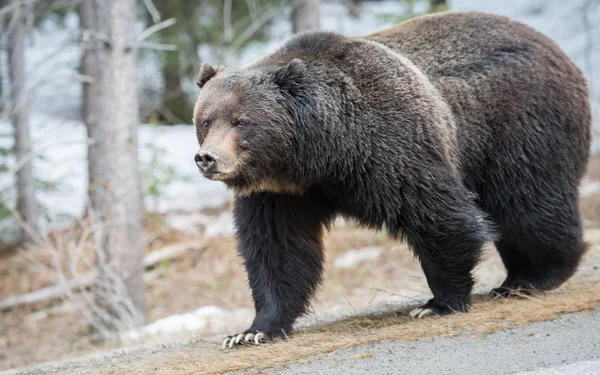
[222,331,264,348]
[222,330,284,349]
[409,306,437,318]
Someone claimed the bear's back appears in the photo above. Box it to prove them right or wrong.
[365,11,574,82]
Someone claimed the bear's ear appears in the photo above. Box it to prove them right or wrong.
[196,63,222,88]
[274,58,307,95]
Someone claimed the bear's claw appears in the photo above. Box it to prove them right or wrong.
[409,307,436,318]
[222,331,266,348]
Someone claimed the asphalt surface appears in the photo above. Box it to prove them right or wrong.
[253,310,600,375]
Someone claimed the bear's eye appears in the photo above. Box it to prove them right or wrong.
[201,120,210,128]
[234,120,247,127]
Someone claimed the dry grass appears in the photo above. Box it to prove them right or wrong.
[95,277,600,375]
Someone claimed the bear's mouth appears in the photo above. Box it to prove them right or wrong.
[203,172,228,181]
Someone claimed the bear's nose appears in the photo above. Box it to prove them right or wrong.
[195,151,218,174]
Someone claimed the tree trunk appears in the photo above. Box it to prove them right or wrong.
[89,0,146,331]
[7,0,38,245]
[79,0,97,196]
[292,0,320,34]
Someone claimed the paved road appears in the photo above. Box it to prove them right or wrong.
[254,310,600,375]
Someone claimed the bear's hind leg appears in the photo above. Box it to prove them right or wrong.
[491,206,586,298]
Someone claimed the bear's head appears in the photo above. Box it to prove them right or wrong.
[193,58,317,196]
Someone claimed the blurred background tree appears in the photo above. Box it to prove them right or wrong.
[2,0,38,245]
[85,0,147,332]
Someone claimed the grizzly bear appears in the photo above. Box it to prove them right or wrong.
[192,11,591,348]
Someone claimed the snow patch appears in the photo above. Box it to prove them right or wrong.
[581,180,600,197]
[333,246,383,269]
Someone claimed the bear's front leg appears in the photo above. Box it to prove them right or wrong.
[223,192,332,348]
[399,172,495,318]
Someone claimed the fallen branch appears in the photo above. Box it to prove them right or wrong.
[143,240,204,268]
[0,240,205,311]
[0,276,93,310]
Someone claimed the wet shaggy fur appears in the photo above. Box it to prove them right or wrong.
[193,12,591,342]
